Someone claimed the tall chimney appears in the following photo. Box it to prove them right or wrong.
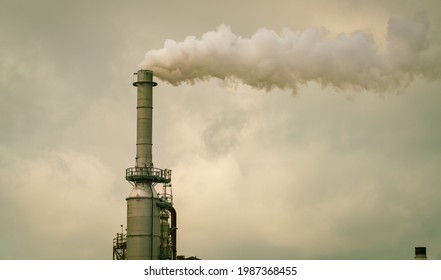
[133,70,156,167]
[125,70,172,260]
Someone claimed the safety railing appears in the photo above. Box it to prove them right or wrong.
[125,166,172,183]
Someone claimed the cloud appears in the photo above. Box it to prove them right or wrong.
[0,149,120,259]
[163,81,441,259]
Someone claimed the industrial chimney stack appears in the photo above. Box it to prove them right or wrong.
[113,70,176,260]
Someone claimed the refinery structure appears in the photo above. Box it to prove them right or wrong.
[111,70,429,261]
[113,70,177,260]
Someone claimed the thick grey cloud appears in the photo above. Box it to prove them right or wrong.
[1,0,440,260]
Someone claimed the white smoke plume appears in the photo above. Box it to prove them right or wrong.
[141,17,441,93]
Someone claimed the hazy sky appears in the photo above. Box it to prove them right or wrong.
[1,0,440,259]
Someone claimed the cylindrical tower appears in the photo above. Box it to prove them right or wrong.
[125,70,171,260]
[126,187,160,259]
[134,70,156,167]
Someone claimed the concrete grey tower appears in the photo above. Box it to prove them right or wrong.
[125,70,172,260]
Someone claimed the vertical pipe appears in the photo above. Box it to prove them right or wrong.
[170,207,177,260]
[133,70,157,167]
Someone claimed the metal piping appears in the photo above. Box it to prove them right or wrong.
[170,207,177,260]
[150,190,154,258]
[133,70,157,167]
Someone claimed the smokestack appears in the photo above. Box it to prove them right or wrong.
[133,70,156,167]
[415,247,427,260]
[125,70,173,260]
